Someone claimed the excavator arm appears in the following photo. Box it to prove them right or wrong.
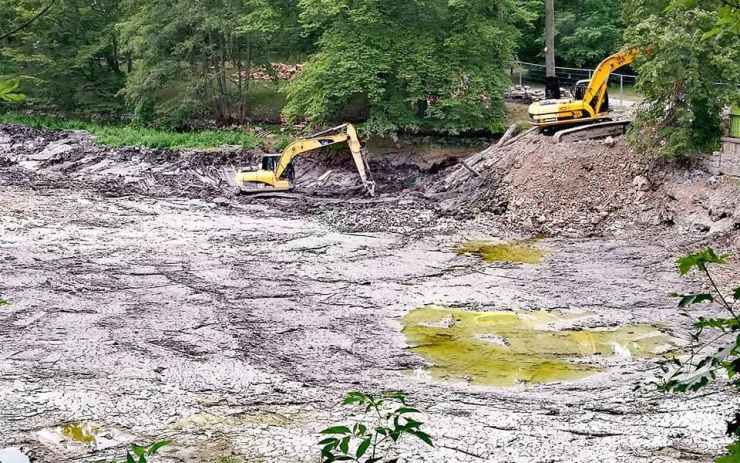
[236,123,375,196]
[582,48,638,115]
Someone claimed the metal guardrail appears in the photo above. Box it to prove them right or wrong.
[510,61,639,107]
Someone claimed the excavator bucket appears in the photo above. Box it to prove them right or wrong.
[345,124,376,197]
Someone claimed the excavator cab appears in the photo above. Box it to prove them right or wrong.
[573,80,589,100]
[260,155,294,182]
[573,80,609,111]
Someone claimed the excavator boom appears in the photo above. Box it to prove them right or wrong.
[582,49,638,114]
[236,123,375,196]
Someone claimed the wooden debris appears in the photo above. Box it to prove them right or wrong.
[502,126,538,147]
[496,124,518,147]
[317,170,333,182]
[460,161,481,177]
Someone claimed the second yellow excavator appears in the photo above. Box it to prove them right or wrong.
[528,49,638,128]
[235,123,375,196]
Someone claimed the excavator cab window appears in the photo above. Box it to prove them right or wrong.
[261,155,295,181]
[573,80,589,100]
[572,79,609,112]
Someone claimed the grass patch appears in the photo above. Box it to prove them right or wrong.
[505,102,532,131]
[0,113,261,151]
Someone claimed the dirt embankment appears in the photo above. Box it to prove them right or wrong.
[423,133,739,251]
[0,123,738,248]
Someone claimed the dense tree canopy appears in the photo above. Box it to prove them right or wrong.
[283,0,521,134]
[624,0,740,157]
[0,0,738,146]
[118,0,306,125]
[1,0,125,112]
[517,0,625,68]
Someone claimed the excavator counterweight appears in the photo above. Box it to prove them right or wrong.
[235,123,375,196]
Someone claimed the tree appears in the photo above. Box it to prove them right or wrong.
[0,0,126,113]
[706,1,740,37]
[624,0,740,158]
[118,0,297,127]
[517,0,625,68]
[544,0,560,99]
[283,0,521,136]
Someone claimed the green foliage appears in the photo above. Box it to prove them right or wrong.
[0,79,25,103]
[677,248,728,275]
[118,0,300,127]
[658,248,739,461]
[624,0,740,158]
[318,391,433,462]
[0,293,8,306]
[704,4,740,38]
[0,0,126,113]
[123,439,170,463]
[244,81,287,123]
[0,113,260,150]
[517,0,625,68]
[283,0,519,136]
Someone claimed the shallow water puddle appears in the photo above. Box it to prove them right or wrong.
[455,240,546,264]
[37,422,126,451]
[402,306,674,386]
[60,423,99,444]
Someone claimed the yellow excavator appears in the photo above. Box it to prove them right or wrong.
[528,49,638,128]
[235,123,375,196]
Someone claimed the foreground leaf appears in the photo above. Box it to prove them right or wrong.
[321,426,352,435]
[677,249,727,275]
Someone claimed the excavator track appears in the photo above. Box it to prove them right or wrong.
[552,120,631,143]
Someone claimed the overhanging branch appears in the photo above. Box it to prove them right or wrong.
[0,0,57,41]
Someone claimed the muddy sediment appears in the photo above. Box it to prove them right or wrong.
[0,123,738,462]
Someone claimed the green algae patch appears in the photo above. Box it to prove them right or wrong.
[455,240,546,264]
[402,306,674,387]
[60,423,99,444]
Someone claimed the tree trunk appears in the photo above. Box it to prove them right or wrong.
[544,0,560,99]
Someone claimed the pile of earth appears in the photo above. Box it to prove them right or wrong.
[423,132,739,250]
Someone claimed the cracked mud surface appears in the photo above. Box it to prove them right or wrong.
[0,124,738,462]
[1,183,735,463]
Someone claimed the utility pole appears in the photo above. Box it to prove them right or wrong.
[544,0,560,99]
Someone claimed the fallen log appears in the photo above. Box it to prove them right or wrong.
[460,160,481,177]
[496,124,518,147]
[502,126,538,147]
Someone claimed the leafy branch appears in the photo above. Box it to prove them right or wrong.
[0,80,25,103]
[318,391,433,463]
[0,0,57,41]
[658,249,740,462]
[121,440,170,463]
